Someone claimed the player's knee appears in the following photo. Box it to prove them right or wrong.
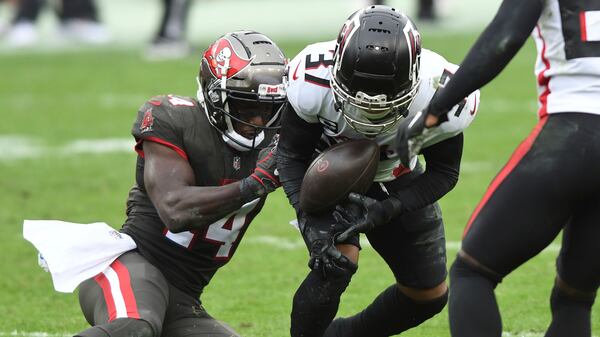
[551,277,597,308]
[294,269,353,307]
[397,284,448,322]
[450,250,503,285]
[75,318,156,337]
[398,281,447,302]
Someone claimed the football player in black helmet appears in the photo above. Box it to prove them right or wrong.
[277,5,479,337]
[70,31,286,337]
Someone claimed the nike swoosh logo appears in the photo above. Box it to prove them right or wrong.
[292,62,301,81]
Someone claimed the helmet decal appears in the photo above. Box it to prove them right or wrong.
[204,37,254,80]
[334,14,361,75]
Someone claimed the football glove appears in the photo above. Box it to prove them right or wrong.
[240,135,280,201]
[298,210,358,279]
[335,193,402,243]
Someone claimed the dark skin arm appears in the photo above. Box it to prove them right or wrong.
[143,141,245,233]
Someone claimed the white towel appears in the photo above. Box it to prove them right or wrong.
[23,220,137,293]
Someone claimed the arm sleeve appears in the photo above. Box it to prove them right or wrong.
[391,133,463,212]
[276,103,324,210]
[427,0,543,116]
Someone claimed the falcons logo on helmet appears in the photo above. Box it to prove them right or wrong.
[204,38,254,79]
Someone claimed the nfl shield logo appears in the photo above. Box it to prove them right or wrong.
[233,156,241,170]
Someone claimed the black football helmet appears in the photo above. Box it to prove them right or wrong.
[331,6,421,136]
[197,31,287,151]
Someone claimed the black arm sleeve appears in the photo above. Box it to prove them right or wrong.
[391,133,463,212]
[428,0,543,116]
[276,104,324,209]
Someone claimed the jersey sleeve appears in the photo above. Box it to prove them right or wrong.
[421,61,481,149]
[286,42,336,124]
[132,95,192,160]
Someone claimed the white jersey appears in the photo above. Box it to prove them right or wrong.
[532,0,600,116]
[287,40,480,182]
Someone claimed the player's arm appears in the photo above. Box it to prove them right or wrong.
[276,104,324,209]
[143,141,275,233]
[277,104,358,276]
[392,133,463,212]
[336,134,463,241]
[143,141,245,233]
[426,0,543,120]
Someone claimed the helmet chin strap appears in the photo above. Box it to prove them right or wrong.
[197,76,266,151]
[222,129,265,152]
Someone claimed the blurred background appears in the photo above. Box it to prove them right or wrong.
[1,1,598,337]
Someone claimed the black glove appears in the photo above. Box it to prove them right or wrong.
[395,109,428,168]
[240,135,280,201]
[298,210,358,278]
[335,193,402,243]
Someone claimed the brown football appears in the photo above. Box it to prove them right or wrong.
[299,139,380,214]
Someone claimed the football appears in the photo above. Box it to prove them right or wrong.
[299,139,380,214]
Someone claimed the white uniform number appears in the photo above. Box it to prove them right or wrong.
[164,198,260,260]
[203,198,260,259]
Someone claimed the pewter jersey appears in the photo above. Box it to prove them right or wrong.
[123,94,265,296]
[287,40,480,182]
[532,0,600,117]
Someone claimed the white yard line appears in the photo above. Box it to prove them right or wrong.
[3,330,593,337]
[245,235,561,254]
[0,332,73,337]
[0,136,497,175]
[0,136,134,161]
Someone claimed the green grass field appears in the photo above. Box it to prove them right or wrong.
[0,33,598,337]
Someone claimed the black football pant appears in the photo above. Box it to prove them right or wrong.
[14,0,99,23]
[449,113,600,337]
[155,0,191,40]
[78,251,240,337]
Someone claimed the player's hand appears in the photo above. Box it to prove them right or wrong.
[240,135,280,200]
[395,110,428,168]
[251,134,281,193]
[335,193,401,243]
[298,211,358,278]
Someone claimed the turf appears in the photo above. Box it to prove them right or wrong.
[0,33,597,337]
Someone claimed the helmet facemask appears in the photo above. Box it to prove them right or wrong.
[331,6,422,137]
[197,76,286,151]
[331,74,419,136]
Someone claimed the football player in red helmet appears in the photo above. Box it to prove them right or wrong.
[72,31,286,337]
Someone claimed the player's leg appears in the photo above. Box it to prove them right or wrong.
[154,0,190,41]
[59,0,98,22]
[417,0,437,21]
[161,285,241,337]
[325,189,448,337]
[76,251,170,337]
[12,0,43,23]
[448,115,583,337]
[145,0,191,60]
[290,242,359,337]
[546,198,600,337]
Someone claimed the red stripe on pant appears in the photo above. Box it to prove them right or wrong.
[94,259,140,321]
[111,260,140,319]
[463,116,549,238]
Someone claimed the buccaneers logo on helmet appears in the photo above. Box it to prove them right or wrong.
[203,37,254,80]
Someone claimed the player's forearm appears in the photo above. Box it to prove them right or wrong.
[277,104,323,210]
[276,152,309,210]
[392,134,463,212]
[158,183,245,233]
[428,0,542,116]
